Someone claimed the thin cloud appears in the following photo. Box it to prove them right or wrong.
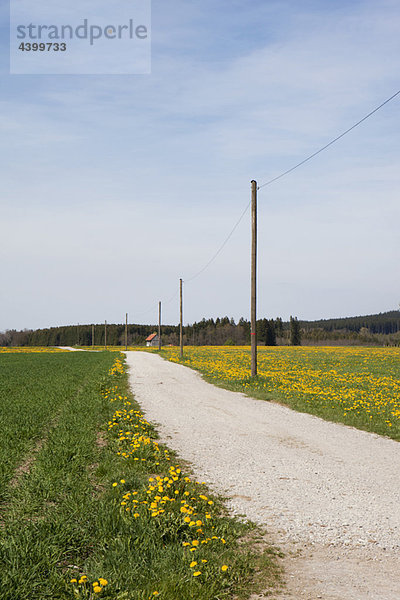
[1,0,400,329]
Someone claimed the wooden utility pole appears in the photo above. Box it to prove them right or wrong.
[92,324,95,348]
[105,320,107,350]
[158,301,162,351]
[180,279,183,359]
[125,313,128,351]
[251,180,257,377]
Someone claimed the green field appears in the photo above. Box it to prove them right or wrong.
[0,351,115,599]
[0,352,113,500]
[0,351,279,600]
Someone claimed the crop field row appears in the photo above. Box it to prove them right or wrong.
[0,351,116,599]
[0,350,278,599]
[0,351,114,500]
[159,346,400,440]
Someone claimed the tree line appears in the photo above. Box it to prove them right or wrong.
[1,311,399,347]
[0,316,301,347]
[301,311,400,335]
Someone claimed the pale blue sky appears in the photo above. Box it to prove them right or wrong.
[1,0,399,330]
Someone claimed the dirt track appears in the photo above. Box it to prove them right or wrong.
[125,351,400,600]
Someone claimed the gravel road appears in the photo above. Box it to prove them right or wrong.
[125,351,400,600]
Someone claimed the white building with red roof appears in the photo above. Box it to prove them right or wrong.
[145,333,159,347]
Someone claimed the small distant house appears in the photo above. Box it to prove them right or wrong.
[146,333,159,347]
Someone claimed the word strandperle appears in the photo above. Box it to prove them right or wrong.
[16,19,148,46]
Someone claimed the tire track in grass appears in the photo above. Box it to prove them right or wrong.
[0,352,106,499]
[1,377,94,527]
[9,413,60,490]
[0,430,54,528]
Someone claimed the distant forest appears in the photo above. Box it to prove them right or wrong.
[1,311,400,347]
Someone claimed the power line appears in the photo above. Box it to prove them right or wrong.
[135,89,400,320]
[184,89,400,284]
[130,301,159,321]
[163,289,179,306]
[184,201,251,283]
[132,284,179,319]
[258,89,400,190]
[132,293,177,322]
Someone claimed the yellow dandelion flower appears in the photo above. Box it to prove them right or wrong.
[193,571,201,577]
[190,561,197,567]
[221,565,228,571]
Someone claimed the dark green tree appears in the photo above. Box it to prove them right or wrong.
[265,320,277,346]
[275,317,283,338]
[290,316,302,346]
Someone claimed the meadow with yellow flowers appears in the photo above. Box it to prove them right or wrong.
[0,349,279,600]
[159,346,400,440]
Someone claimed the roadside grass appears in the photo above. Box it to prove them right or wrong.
[158,346,400,441]
[0,351,282,600]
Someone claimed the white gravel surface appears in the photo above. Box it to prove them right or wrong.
[58,346,86,351]
[125,351,400,599]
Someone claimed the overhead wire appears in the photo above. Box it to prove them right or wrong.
[137,89,400,320]
[184,201,251,283]
[258,89,400,190]
[162,289,180,306]
[131,288,179,322]
[184,89,400,285]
